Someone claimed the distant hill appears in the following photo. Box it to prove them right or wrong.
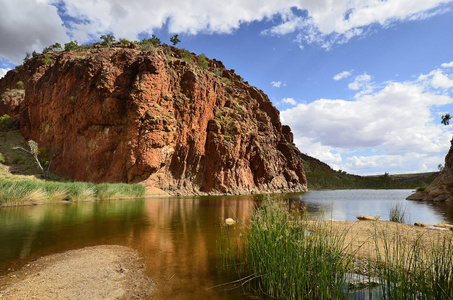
[300,153,438,190]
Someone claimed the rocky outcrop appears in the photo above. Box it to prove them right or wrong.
[407,138,453,202]
[0,45,307,195]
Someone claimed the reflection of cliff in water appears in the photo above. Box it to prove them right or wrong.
[136,196,255,299]
[0,196,258,299]
[421,201,453,224]
[0,200,148,274]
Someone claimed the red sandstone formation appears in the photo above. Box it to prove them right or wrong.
[0,45,307,195]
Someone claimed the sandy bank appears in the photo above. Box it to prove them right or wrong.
[0,245,153,300]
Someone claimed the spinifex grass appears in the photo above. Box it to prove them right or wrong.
[0,179,146,206]
[217,198,354,299]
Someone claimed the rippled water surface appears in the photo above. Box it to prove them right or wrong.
[1,190,452,299]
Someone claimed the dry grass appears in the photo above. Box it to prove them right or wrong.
[328,220,452,262]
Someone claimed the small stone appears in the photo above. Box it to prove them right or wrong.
[225,218,236,226]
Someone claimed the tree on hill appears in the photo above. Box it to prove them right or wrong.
[170,34,180,46]
[442,113,451,126]
[64,40,79,51]
[100,34,116,47]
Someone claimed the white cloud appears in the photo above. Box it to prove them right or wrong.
[441,61,453,68]
[0,68,10,79]
[0,0,69,64]
[271,81,283,88]
[348,73,371,90]
[418,68,453,89]
[431,70,453,89]
[281,65,453,174]
[266,0,452,48]
[333,71,351,81]
[0,0,451,63]
[282,97,297,106]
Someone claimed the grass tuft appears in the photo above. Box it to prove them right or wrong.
[389,202,409,224]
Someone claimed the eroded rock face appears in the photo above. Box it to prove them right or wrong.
[407,138,453,202]
[0,46,307,195]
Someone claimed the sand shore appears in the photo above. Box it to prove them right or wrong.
[0,245,153,300]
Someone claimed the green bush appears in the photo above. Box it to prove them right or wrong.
[0,114,10,130]
[64,40,79,52]
[100,34,116,47]
[0,153,6,164]
[16,81,24,90]
[42,54,54,66]
[198,53,209,69]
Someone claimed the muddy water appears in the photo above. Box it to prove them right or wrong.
[1,190,452,299]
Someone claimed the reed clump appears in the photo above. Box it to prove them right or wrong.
[217,198,354,299]
[388,202,409,224]
[0,179,145,206]
[371,224,453,299]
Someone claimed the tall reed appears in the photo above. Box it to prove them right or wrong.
[388,202,409,224]
[371,224,453,299]
[217,198,354,299]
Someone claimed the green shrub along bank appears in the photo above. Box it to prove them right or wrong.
[0,179,145,206]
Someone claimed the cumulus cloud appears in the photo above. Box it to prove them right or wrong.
[281,65,453,174]
[333,71,351,81]
[0,0,69,64]
[441,61,453,68]
[265,0,452,48]
[282,98,297,106]
[418,68,453,89]
[1,0,451,63]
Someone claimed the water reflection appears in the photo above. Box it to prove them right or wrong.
[289,190,453,224]
[1,191,453,299]
[0,196,259,299]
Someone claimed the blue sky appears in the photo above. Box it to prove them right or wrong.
[1,0,453,175]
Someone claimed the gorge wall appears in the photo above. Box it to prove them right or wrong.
[0,45,307,195]
[407,138,453,202]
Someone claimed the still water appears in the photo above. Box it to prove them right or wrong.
[1,190,453,299]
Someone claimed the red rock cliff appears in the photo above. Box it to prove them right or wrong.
[407,138,453,202]
[0,45,307,195]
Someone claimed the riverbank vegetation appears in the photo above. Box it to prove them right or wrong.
[218,198,453,299]
[0,179,145,206]
[0,127,145,207]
